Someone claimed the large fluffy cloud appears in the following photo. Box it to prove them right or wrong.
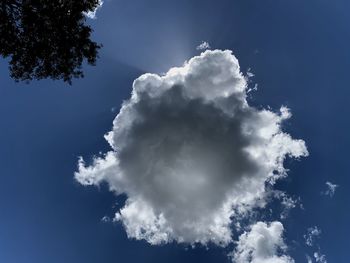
[75,50,308,246]
[231,221,294,263]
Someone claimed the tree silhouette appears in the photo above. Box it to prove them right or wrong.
[0,0,101,84]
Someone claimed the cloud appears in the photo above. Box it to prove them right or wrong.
[84,0,104,19]
[304,226,321,247]
[274,191,301,220]
[323,181,338,197]
[306,255,313,263]
[246,68,255,78]
[101,215,112,223]
[231,221,294,263]
[306,252,327,263]
[75,50,308,246]
[313,252,327,263]
[196,41,211,50]
[304,227,327,263]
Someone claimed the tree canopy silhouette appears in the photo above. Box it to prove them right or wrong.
[0,0,101,84]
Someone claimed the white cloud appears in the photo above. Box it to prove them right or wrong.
[313,252,327,263]
[84,0,104,19]
[231,221,294,263]
[304,227,327,263]
[246,68,255,78]
[274,191,301,220]
[75,50,308,246]
[306,252,327,263]
[101,215,111,223]
[323,181,338,197]
[306,255,313,263]
[304,226,321,247]
[196,41,211,50]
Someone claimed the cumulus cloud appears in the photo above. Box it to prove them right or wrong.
[196,41,211,50]
[75,50,308,246]
[84,0,104,19]
[231,221,294,263]
[323,181,338,197]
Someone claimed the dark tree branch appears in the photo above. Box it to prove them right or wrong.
[0,0,101,84]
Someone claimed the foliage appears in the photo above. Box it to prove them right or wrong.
[0,0,101,84]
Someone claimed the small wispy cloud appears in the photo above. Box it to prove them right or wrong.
[280,195,301,220]
[307,255,313,263]
[304,227,327,263]
[304,226,321,247]
[196,41,211,50]
[314,252,327,263]
[323,181,338,197]
[246,68,255,78]
[306,252,327,263]
[101,215,111,223]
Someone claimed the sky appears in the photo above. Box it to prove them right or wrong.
[1,0,350,262]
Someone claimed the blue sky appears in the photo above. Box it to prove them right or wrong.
[1,0,349,262]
